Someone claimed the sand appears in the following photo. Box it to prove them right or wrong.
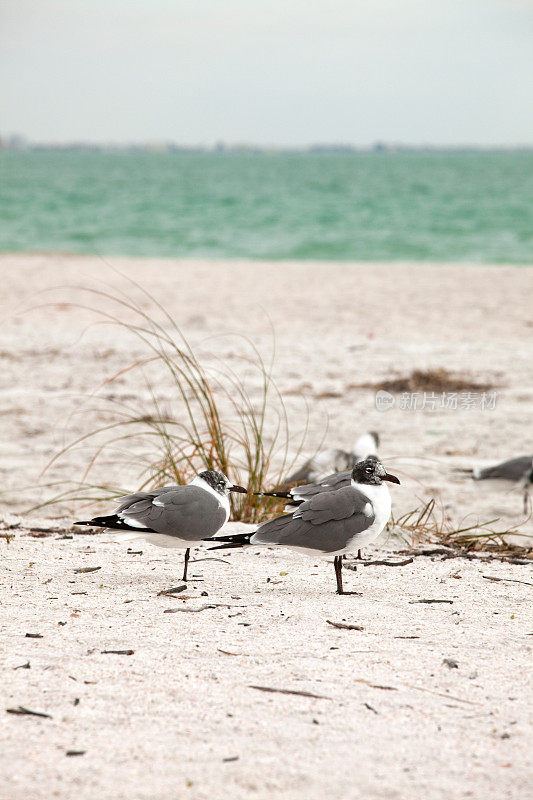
[1,254,532,800]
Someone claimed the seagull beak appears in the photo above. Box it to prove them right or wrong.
[229,484,247,494]
[383,473,401,485]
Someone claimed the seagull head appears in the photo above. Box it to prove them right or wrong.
[197,470,247,496]
[351,456,400,486]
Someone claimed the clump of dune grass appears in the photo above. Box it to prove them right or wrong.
[392,497,532,558]
[38,278,311,523]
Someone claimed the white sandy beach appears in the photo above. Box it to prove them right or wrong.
[1,254,532,800]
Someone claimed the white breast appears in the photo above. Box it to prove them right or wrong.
[346,480,392,550]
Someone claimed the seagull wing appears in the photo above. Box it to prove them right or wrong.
[475,456,533,482]
[252,486,374,554]
[116,485,227,539]
[290,470,351,500]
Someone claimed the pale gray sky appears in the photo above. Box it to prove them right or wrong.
[1,0,532,146]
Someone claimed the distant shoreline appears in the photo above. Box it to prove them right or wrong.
[2,140,533,155]
[2,251,533,268]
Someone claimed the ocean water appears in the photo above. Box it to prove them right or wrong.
[1,149,532,262]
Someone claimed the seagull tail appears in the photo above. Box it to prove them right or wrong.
[453,467,475,478]
[204,532,253,550]
[74,515,154,532]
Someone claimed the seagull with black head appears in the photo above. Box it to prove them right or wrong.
[75,470,247,581]
[207,457,400,594]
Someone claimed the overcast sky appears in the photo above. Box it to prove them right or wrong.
[1,0,532,146]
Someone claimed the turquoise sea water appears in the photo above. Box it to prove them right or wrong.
[1,150,532,262]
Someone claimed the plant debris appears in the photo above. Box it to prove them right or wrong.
[443,658,459,669]
[249,685,331,700]
[74,566,101,573]
[354,679,398,691]
[157,585,187,596]
[101,649,134,656]
[326,620,364,631]
[355,368,495,393]
[6,706,51,719]
[25,633,43,638]
[410,599,454,604]
[482,575,533,587]
[361,558,414,567]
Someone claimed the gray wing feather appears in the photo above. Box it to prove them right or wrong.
[476,456,533,482]
[290,470,351,500]
[116,485,227,540]
[252,486,374,553]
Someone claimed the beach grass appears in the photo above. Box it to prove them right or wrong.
[38,278,309,523]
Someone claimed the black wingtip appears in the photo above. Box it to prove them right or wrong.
[253,490,292,499]
[204,532,253,550]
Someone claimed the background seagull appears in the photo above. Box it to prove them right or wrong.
[208,457,400,594]
[75,470,247,581]
[278,431,380,489]
[459,455,533,513]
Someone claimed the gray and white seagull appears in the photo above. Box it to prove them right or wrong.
[208,457,400,594]
[459,455,533,513]
[75,470,247,581]
[255,453,385,558]
[277,431,380,490]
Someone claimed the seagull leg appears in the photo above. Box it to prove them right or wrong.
[356,549,363,560]
[334,555,361,595]
[334,556,344,595]
[181,548,190,582]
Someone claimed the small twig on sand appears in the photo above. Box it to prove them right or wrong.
[6,706,51,719]
[410,599,453,605]
[482,575,533,587]
[217,649,244,656]
[101,649,134,655]
[326,620,364,631]
[398,548,531,565]
[249,685,331,700]
[362,558,414,568]
[157,585,187,596]
[73,566,101,574]
[354,679,397,691]
[402,683,481,706]
[189,557,231,565]
[163,603,239,613]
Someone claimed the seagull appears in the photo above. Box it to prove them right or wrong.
[255,454,385,558]
[207,457,400,594]
[277,431,379,489]
[460,455,533,513]
[74,470,247,581]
